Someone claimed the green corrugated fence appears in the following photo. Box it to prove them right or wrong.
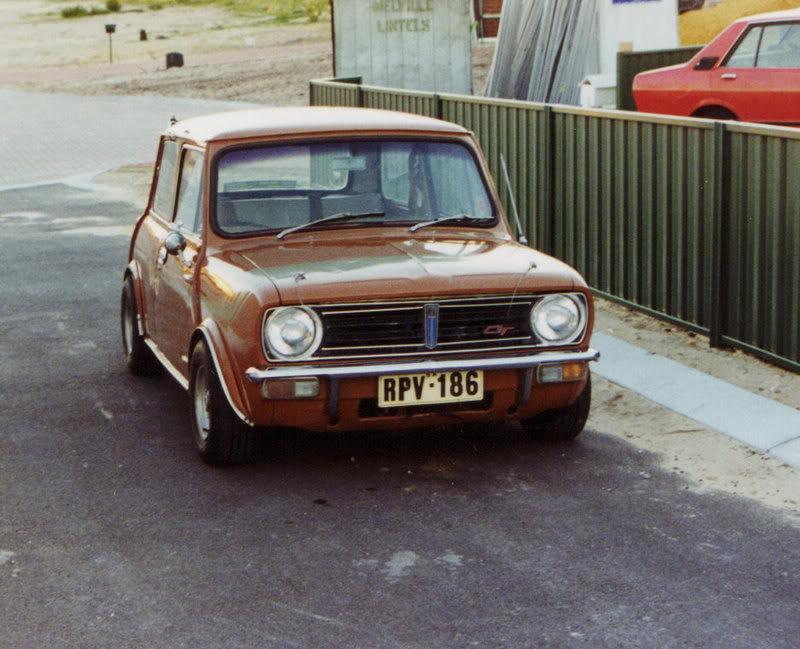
[310,77,800,373]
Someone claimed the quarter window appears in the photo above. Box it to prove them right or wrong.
[175,149,205,234]
[153,140,179,218]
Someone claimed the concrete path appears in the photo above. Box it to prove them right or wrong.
[593,333,800,469]
[0,89,255,190]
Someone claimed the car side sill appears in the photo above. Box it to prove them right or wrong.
[144,338,189,390]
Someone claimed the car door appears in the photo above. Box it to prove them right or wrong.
[152,145,205,375]
[135,138,179,342]
[711,22,800,123]
[751,22,800,125]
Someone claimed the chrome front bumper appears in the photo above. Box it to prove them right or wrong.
[245,348,600,383]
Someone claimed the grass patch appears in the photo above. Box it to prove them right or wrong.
[60,2,120,17]
[127,0,328,21]
[61,4,89,17]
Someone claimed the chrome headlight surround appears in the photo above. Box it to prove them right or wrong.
[264,306,323,361]
[530,293,587,346]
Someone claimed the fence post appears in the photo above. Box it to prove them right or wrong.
[542,105,556,256]
[709,120,729,348]
[434,93,443,120]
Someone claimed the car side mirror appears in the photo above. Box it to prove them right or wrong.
[694,56,719,71]
[164,230,186,255]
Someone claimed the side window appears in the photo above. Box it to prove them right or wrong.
[756,23,800,68]
[726,26,762,68]
[381,144,410,206]
[174,149,205,234]
[153,140,179,218]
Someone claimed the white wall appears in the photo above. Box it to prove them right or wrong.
[597,0,680,76]
[333,0,472,94]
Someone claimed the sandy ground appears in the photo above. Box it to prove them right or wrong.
[0,0,496,103]
[591,298,800,524]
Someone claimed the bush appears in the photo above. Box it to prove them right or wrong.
[89,5,110,14]
[61,5,89,18]
[106,0,122,11]
[148,1,163,9]
[305,0,325,22]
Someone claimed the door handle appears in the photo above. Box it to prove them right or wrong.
[720,73,737,80]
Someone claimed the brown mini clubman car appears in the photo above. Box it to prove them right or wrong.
[121,107,599,464]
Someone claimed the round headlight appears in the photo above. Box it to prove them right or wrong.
[264,307,322,360]
[531,294,584,344]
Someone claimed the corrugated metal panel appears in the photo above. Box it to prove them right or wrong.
[361,85,438,117]
[309,78,800,372]
[438,94,548,248]
[551,108,716,332]
[617,46,704,111]
[310,79,362,107]
[722,124,800,367]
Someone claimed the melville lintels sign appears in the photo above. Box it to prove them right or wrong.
[331,0,471,93]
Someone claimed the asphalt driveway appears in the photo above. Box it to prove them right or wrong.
[0,181,798,648]
[0,90,251,190]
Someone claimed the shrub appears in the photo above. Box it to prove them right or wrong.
[61,5,89,18]
[106,0,122,11]
[89,5,110,14]
[305,0,326,22]
[148,1,163,9]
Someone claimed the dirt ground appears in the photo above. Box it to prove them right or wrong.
[0,0,496,103]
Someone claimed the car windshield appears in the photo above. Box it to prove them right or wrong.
[214,140,495,235]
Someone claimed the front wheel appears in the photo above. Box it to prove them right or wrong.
[189,340,257,465]
[522,373,591,441]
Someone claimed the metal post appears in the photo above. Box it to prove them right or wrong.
[542,104,556,255]
[709,120,729,349]
[105,24,116,64]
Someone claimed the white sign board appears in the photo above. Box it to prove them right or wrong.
[332,0,472,94]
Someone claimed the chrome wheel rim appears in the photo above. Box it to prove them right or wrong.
[123,299,134,357]
[193,366,211,443]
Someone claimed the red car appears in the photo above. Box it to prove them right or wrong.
[633,9,800,124]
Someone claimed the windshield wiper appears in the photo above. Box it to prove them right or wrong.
[277,211,385,240]
[409,214,487,232]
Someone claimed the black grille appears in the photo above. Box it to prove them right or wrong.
[310,296,540,359]
[320,307,423,349]
[438,302,532,343]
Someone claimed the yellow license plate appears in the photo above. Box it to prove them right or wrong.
[378,370,484,408]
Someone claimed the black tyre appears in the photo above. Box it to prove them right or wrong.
[121,278,159,376]
[522,373,592,442]
[189,340,257,465]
